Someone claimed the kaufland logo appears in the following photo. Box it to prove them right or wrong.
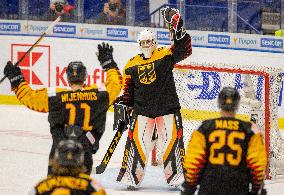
[260,38,283,49]
[11,44,50,86]
[157,31,170,41]
[53,25,76,34]
[208,34,230,45]
[106,28,128,38]
[0,22,21,32]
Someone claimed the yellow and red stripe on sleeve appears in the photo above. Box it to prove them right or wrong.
[184,130,207,188]
[246,132,267,191]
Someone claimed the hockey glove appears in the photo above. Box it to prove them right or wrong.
[113,101,130,132]
[4,61,25,89]
[97,42,118,71]
[161,7,186,40]
[180,182,196,195]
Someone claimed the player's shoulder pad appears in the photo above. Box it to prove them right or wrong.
[125,54,140,68]
[78,173,91,180]
[84,84,98,91]
[48,87,69,97]
[155,46,170,55]
[198,119,214,133]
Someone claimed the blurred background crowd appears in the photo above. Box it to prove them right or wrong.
[0,0,283,36]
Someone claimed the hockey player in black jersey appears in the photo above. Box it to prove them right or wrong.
[116,7,192,190]
[181,87,267,195]
[4,43,122,175]
[29,139,106,195]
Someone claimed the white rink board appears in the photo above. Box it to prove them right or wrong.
[0,34,283,117]
[0,105,284,195]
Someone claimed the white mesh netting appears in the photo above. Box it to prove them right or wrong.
[153,62,283,179]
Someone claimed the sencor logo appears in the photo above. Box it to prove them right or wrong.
[0,23,21,32]
[106,28,128,38]
[208,34,230,45]
[157,31,170,41]
[53,25,76,34]
[261,38,283,49]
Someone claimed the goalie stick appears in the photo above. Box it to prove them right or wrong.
[93,121,126,174]
[0,16,61,84]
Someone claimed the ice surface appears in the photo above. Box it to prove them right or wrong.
[0,105,283,195]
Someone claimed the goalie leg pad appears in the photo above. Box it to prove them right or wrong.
[117,114,156,188]
[155,113,185,186]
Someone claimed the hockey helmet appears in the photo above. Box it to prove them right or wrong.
[218,87,240,112]
[66,61,87,85]
[137,29,157,59]
[54,140,84,167]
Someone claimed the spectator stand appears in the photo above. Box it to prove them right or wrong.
[0,0,19,20]
[150,1,262,34]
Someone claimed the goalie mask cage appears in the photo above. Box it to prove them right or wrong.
[151,62,283,179]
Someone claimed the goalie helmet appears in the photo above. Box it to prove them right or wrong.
[54,140,84,167]
[66,61,87,85]
[137,29,157,59]
[218,87,240,112]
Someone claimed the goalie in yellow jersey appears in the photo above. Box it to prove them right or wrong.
[29,139,106,195]
[3,42,122,175]
[116,7,192,190]
[181,87,267,195]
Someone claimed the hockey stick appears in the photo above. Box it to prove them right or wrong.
[93,121,126,174]
[0,16,61,84]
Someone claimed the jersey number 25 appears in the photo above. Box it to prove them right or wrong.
[209,130,245,166]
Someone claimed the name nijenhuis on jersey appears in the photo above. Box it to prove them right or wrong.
[61,91,97,102]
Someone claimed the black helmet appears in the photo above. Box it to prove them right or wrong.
[218,87,240,112]
[54,140,84,167]
[66,61,87,85]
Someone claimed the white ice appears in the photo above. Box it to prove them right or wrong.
[0,105,283,195]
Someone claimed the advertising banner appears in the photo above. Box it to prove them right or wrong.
[0,20,283,128]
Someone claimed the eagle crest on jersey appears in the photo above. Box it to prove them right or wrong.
[138,63,156,84]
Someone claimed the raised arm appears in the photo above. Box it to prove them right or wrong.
[162,7,192,64]
[96,42,122,105]
[4,61,49,112]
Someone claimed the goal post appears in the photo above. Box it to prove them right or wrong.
[151,62,283,179]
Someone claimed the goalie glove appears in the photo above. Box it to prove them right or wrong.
[113,101,131,132]
[4,61,25,89]
[161,7,186,40]
[97,42,118,71]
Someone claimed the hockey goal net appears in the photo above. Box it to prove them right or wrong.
[151,62,283,179]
